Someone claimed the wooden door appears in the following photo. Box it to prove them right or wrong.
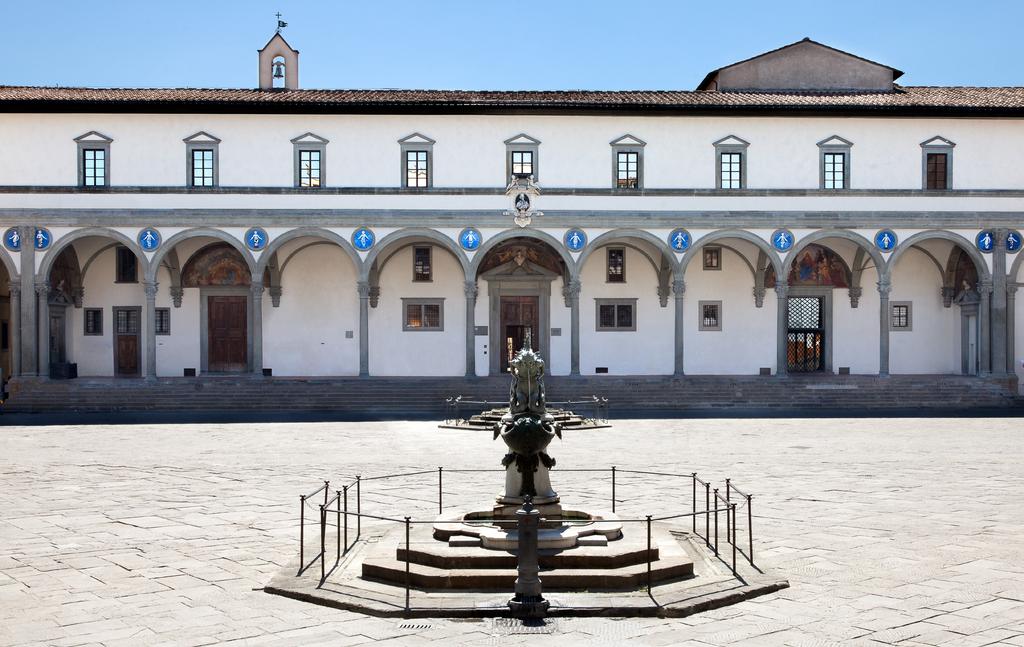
[500,296,539,372]
[113,307,140,376]
[208,296,247,372]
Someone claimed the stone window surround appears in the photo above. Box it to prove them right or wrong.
[595,297,637,332]
[292,132,328,188]
[606,246,626,283]
[84,307,103,336]
[412,245,433,282]
[74,131,112,188]
[504,133,540,182]
[890,300,913,331]
[921,136,955,191]
[817,135,853,190]
[155,307,171,335]
[183,131,221,188]
[402,297,445,331]
[713,135,749,189]
[610,134,646,190]
[703,246,722,271]
[698,300,723,331]
[399,133,435,188]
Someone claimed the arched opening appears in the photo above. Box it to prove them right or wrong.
[473,236,569,376]
[272,56,287,89]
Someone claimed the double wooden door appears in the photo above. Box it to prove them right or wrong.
[500,295,539,372]
[208,296,247,372]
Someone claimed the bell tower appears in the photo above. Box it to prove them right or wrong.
[258,30,299,90]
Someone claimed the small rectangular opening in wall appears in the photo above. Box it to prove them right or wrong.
[595,367,609,374]
[759,367,771,376]
[184,368,196,377]
[345,330,354,339]
[262,368,273,377]
[838,367,850,375]
[551,328,562,337]
[474,326,488,336]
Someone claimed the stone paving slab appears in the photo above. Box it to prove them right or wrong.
[1,419,1024,645]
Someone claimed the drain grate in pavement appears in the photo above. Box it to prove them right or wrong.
[488,618,558,635]
[397,622,432,630]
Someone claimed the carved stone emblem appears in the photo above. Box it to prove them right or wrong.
[505,175,543,228]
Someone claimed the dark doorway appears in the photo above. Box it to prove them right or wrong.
[500,295,539,372]
[787,296,824,372]
[113,306,141,376]
[208,296,247,372]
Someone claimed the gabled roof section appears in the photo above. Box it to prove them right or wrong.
[259,32,299,54]
[712,135,750,147]
[504,133,541,145]
[291,131,329,144]
[74,130,113,143]
[182,130,221,144]
[610,134,646,147]
[920,135,956,147]
[817,135,854,147]
[397,132,436,145]
[697,38,903,92]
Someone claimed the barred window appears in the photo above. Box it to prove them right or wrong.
[84,308,103,335]
[406,150,429,188]
[720,152,742,189]
[606,248,625,283]
[891,302,912,331]
[403,299,444,331]
[596,299,636,331]
[413,246,432,282]
[699,301,722,331]
[155,308,171,335]
[299,150,321,187]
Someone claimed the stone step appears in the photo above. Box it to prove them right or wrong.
[396,544,659,570]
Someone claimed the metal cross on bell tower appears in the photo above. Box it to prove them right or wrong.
[275,12,288,34]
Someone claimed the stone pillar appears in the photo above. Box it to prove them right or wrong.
[35,281,49,378]
[250,280,264,375]
[775,283,789,376]
[19,226,36,376]
[1007,285,1017,377]
[8,283,19,377]
[990,229,1008,375]
[144,281,158,379]
[565,278,581,376]
[980,278,992,375]
[357,280,370,377]
[672,278,685,376]
[877,279,891,376]
[464,280,477,377]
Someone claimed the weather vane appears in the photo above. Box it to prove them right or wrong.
[275,12,288,34]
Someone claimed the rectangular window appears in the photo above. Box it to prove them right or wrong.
[84,308,103,335]
[606,248,625,283]
[720,152,742,189]
[299,149,321,187]
[823,152,846,189]
[115,246,137,283]
[616,151,639,189]
[699,301,722,331]
[926,153,948,190]
[191,149,214,187]
[413,246,432,282]
[406,150,429,188]
[891,302,912,331]
[511,150,534,177]
[403,299,444,331]
[83,149,106,186]
[115,308,140,334]
[703,247,721,270]
[596,299,636,331]
[155,308,171,335]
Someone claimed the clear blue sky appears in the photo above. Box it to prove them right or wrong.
[8,0,1023,89]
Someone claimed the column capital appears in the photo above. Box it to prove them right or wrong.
[143,281,159,299]
[672,278,686,297]
[249,280,265,297]
[980,278,994,295]
[464,280,478,299]
[774,282,789,298]
[848,286,863,308]
[34,281,49,297]
[562,278,582,300]
[357,280,371,298]
[7,281,20,297]
[1009,284,1019,296]
[876,280,892,297]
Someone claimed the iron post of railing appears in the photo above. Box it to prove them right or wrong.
[404,516,412,613]
[704,482,711,548]
[342,485,349,555]
[731,502,737,575]
[713,488,719,555]
[725,489,731,558]
[322,480,330,507]
[319,504,326,585]
[356,475,362,540]
[691,473,697,534]
[747,494,754,566]
[438,467,443,514]
[299,494,306,573]
[611,466,617,513]
[335,490,341,562]
[725,478,731,504]
[646,514,653,595]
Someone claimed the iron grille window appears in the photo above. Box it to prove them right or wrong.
[703,247,721,270]
[84,308,103,335]
[926,153,948,190]
[596,300,635,331]
[406,150,429,188]
[823,152,846,189]
[891,302,912,331]
[404,301,443,330]
[720,152,742,189]
[299,149,321,187]
[606,248,625,282]
[788,297,821,329]
[115,246,137,283]
[191,149,214,187]
[698,301,722,331]
[413,246,432,282]
[155,308,171,335]
[511,150,534,177]
[116,309,140,334]
[616,152,639,189]
[787,297,824,372]
[83,149,106,186]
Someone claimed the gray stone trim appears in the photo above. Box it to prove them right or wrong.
[37,226,150,282]
[0,242,17,281]
[362,227,469,283]
[610,134,645,190]
[143,281,157,379]
[878,280,891,375]
[401,297,445,331]
[357,281,370,376]
[483,272,554,376]
[787,285,835,373]
[464,280,477,377]
[19,228,36,376]
[784,230,885,289]
[575,228,679,276]
[884,229,991,283]
[682,229,783,279]
[817,135,852,190]
[198,286,252,374]
[920,136,955,190]
[774,283,788,376]
[713,135,749,190]
[594,297,637,332]
[504,133,540,182]
[74,131,112,188]
[890,299,912,331]
[398,133,435,188]
[291,132,328,188]
[697,300,722,331]
[254,227,361,279]
[147,227,256,284]
[469,228,575,280]
[672,278,685,375]
[182,132,221,188]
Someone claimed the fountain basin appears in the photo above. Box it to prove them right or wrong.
[433,510,622,550]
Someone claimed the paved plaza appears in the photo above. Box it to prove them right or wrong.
[1,418,1023,646]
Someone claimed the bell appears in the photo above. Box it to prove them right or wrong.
[272,62,285,79]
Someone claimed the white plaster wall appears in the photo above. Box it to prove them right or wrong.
[578,246,672,375]
[833,267,880,374]
[154,265,199,376]
[683,247,775,375]
[369,246,465,376]
[1016,264,1024,393]
[889,250,959,374]
[263,243,358,375]
[2,112,1023,190]
[549,276,571,377]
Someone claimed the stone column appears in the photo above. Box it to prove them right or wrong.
[565,278,581,376]
[35,281,49,378]
[357,280,370,377]
[19,226,36,376]
[144,281,158,379]
[672,278,685,376]
[990,229,1008,375]
[464,281,477,377]
[250,280,264,375]
[1007,285,1017,377]
[980,278,992,375]
[8,283,19,377]
[877,279,891,376]
[775,283,789,376]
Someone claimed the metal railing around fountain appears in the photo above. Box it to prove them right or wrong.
[443,395,609,425]
[294,467,758,612]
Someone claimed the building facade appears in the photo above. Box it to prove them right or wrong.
[0,37,1021,391]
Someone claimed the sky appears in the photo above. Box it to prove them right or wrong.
[7,0,1024,90]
